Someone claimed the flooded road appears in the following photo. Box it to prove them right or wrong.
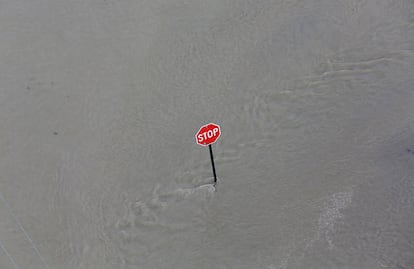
[1,0,414,268]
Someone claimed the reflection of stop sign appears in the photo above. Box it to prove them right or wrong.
[195,123,221,146]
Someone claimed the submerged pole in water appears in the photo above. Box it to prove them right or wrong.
[209,144,217,183]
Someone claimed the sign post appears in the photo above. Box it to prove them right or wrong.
[195,123,221,184]
[208,144,217,183]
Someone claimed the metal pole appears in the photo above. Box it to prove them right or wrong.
[209,144,217,183]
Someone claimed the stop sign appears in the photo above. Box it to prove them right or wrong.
[195,123,221,146]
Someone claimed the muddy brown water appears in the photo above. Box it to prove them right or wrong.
[1,0,414,268]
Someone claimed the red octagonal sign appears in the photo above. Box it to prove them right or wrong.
[195,123,221,146]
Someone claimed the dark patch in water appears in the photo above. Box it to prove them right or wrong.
[406,148,414,155]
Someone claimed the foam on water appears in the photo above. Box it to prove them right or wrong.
[174,183,216,198]
[318,191,354,249]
